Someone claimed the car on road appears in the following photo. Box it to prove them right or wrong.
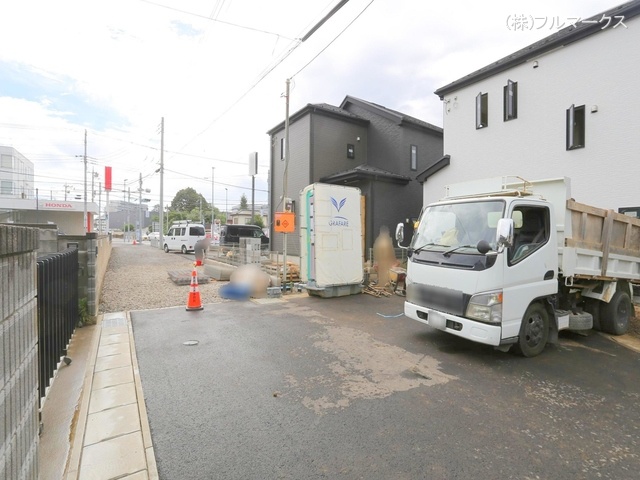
[219,224,269,249]
[164,222,206,253]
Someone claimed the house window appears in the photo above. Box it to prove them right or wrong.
[503,80,518,121]
[280,138,284,160]
[410,145,418,171]
[1,154,13,168]
[476,92,488,129]
[1,180,13,195]
[566,104,585,150]
[347,144,355,159]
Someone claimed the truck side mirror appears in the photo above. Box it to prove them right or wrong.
[395,223,405,247]
[496,218,514,253]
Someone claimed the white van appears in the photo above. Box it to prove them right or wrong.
[163,222,206,254]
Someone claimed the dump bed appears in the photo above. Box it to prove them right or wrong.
[561,199,640,281]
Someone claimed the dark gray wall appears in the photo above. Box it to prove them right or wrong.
[310,115,368,181]
[0,225,39,480]
[270,116,311,256]
[343,103,443,235]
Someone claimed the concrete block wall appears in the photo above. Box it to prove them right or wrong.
[0,225,40,480]
[56,233,112,317]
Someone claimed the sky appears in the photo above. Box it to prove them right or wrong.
[0,0,619,214]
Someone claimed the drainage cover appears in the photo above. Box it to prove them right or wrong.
[183,340,199,346]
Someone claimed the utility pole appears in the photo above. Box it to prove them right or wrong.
[127,187,131,242]
[211,167,216,232]
[282,78,291,288]
[250,152,257,225]
[138,172,143,243]
[91,167,96,202]
[98,181,102,234]
[83,129,88,233]
[159,117,164,247]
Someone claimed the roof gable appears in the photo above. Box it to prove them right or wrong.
[340,95,443,134]
[266,102,367,135]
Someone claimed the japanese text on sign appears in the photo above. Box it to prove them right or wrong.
[506,14,626,31]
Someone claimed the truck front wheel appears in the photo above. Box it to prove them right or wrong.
[516,303,549,357]
[600,291,631,335]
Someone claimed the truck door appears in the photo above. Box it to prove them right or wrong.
[501,204,558,339]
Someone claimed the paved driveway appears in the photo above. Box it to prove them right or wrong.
[132,293,640,479]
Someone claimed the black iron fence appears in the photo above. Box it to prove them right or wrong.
[37,247,79,399]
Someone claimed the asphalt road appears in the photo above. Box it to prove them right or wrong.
[132,293,640,480]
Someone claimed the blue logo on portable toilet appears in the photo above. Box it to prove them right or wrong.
[329,197,349,227]
[331,197,346,212]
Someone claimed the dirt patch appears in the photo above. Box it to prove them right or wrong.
[631,307,640,338]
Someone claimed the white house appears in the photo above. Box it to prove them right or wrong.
[421,0,640,214]
[0,146,34,199]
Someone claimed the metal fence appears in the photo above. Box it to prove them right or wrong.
[36,247,79,399]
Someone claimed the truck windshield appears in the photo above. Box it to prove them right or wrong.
[411,200,504,253]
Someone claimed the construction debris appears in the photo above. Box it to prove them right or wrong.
[364,285,392,297]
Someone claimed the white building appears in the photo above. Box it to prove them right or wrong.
[421,1,640,213]
[0,146,34,199]
[0,145,98,234]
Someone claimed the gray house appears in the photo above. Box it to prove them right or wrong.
[267,95,443,256]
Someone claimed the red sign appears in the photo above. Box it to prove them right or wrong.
[43,202,73,209]
[105,166,112,191]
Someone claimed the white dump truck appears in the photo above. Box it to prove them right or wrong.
[396,176,639,357]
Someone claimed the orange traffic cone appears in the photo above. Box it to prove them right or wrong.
[186,265,203,311]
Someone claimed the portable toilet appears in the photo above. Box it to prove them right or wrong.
[300,183,363,297]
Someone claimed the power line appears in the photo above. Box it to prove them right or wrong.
[292,0,374,79]
[177,0,354,152]
[138,0,294,40]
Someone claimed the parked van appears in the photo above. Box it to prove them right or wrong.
[220,224,269,248]
[164,221,206,253]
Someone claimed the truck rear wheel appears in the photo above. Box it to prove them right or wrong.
[600,291,631,335]
[516,303,549,357]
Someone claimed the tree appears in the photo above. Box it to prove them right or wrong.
[251,215,265,229]
[240,193,248,209]
[171,187,208,213]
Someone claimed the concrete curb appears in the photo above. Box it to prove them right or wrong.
[63,312,159,479]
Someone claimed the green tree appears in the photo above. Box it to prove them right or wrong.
[240,193,248,210]
[171,187,208,213]
[251,215,265,229]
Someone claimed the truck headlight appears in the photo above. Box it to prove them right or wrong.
[466,291,503,324]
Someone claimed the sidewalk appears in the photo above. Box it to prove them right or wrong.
[64,312,158,480]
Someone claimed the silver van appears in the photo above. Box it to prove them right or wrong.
[163,222,206,254]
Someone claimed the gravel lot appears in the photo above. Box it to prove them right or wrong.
[99,241,227,313]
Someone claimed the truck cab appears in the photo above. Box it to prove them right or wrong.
[398,176,636,357]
